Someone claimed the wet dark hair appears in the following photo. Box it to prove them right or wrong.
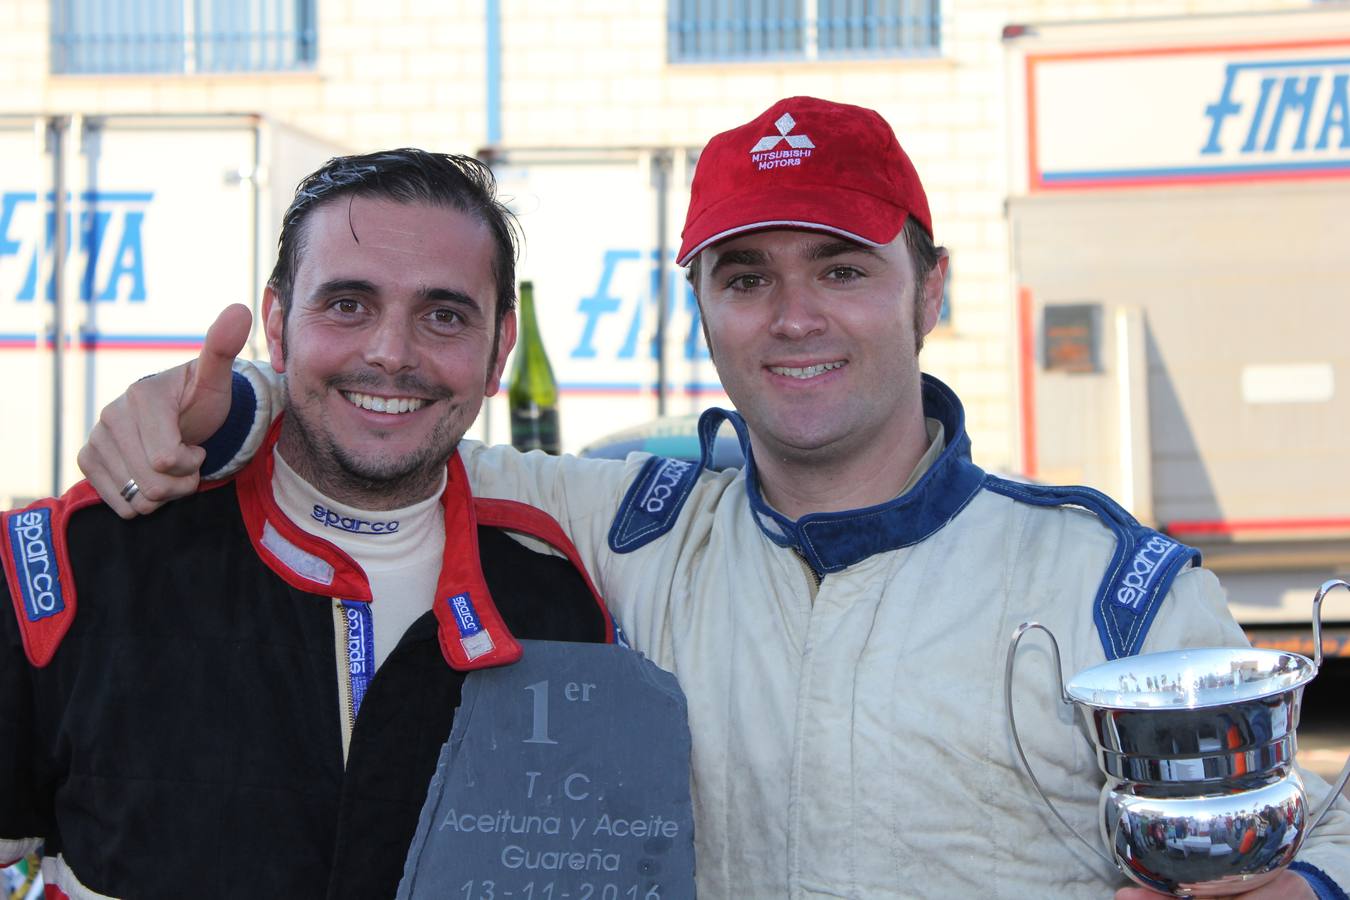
[268,148,520,352]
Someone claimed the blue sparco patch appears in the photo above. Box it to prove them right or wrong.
[1110,533,1188,612]
[448,592,481,637]
[609,457,701,552]
[342,600,375,716]
[8,508,65,622]
[982,477,1200,660]
[447,591,494,660]
[609,408,742,554]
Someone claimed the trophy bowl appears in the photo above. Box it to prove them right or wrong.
[1105,769,1304,896]
[1078,646,1313,896]
[1005,579,1350,897]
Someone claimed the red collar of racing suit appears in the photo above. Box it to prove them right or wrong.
[234,415,611,671]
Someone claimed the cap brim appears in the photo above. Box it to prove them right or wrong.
[677,184,908,266]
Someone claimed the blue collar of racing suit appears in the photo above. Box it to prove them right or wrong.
[698,374,987,576]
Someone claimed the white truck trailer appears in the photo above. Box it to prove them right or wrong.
[0,114,345,509]
[0,128,726,507]
[1003,6,1350,652]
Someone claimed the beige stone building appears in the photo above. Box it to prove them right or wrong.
[0,0,1329,481]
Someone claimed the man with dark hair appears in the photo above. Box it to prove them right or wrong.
[270,149,520,357]
[69,100,1350,897]
[0,148,614,898]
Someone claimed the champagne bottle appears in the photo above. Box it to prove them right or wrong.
[508,280,561,454]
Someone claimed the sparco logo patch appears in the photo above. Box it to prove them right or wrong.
[640,458,694,514]
[341,600,375,717]
[345,603,373,678]
[8,509,64,622]
[750,112,815,170]
[1113,535,1177,611]
[447,591,494,660]
[311,504,399,535]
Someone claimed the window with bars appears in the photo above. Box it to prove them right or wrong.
[50,0,317,75]
[668,0,940,63]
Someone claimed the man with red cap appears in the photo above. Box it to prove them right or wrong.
[71,98,1350,898]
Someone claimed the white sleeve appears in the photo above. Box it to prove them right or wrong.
[458,441,643,589]
[201,358,283,481]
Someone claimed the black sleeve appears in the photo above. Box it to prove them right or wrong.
[0,576,47,863]
[478,527,611,643]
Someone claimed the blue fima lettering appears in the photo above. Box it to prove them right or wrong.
[642,252,710,362]
[571,248,638,359]
[617,252,709,361]
[1202,62,1350,155]
[1241,77,1278,153]
[0,194,24,263]
[1,191,150,302]
[99,210,147,301]
[616,251,678,359]
[571,248,710,362]
[1265,75,1321,152]
[1201,64,1244,155]
[1317,74,1350,150]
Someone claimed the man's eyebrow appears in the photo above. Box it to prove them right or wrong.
[708,247,768,277]
[311,278,377,300]
[807,240,884,261]
[307,280,481,312]
[421,286,481,311]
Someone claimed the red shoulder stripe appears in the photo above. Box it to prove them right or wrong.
[1,481,101,667]
[473,496,616,645]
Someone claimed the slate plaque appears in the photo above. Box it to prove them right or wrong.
[398,640,695,900]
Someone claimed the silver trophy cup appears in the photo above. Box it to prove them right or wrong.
[1005,578,1350,897]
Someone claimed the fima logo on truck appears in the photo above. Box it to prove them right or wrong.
[571,248,710,364]
[0,191,151,303]
[1203,60,1350,156]
[1020,36,1350,189]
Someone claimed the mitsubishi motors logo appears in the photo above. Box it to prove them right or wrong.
[749,113,815,170]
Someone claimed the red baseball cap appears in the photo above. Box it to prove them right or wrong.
[677,96,932,266]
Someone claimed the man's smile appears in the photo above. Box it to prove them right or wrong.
[767,361,846,379]
[340,390,429,414]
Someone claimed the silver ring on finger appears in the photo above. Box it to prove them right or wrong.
[119,478,141,503]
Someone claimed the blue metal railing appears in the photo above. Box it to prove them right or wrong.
[50,0,317,75]
[668,0,940,63]
[668,0,803,62]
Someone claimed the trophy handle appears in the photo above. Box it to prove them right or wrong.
[1310,577,1349,669]
[1309,579,1350,831]
[1005,621,1116,869]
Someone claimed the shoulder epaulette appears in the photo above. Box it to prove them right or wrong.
[608,408,736,553]
[1,482,101,667]
[983,477,1200,661]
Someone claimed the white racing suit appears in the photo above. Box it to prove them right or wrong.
[216,367,1350,899]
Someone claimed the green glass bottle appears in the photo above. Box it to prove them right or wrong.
[508,280,561,454]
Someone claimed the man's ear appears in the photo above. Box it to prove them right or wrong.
[484,309,517,397]
[263,286,287,373]
[919,251,949,337]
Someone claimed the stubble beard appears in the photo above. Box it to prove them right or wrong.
[277,374,463,510]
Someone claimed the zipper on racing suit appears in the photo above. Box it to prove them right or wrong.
[332,599,375,764]
[793,549,822,602]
